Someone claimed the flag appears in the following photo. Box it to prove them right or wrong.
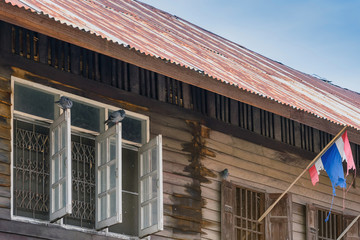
[308,130,355,222]
[309,130,355,189]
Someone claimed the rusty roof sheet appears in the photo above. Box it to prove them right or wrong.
[4,0,360,130]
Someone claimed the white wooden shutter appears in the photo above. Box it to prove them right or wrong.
[139,135,163,237]
[95,123,122,230]
[49,109,72,222]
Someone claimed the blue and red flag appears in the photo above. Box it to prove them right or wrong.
[308,130,355,221]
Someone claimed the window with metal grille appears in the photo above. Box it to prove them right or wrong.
[12,77,163,237]
[318,209,343,240]
[234,186,265,240]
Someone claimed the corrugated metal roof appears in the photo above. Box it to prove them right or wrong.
[4,0,360,130]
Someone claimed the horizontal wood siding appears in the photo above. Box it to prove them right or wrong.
[0,51,12,221]
[292,202,306,240]
[198,129,360,240]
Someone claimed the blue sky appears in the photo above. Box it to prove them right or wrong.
[140,0,360,93]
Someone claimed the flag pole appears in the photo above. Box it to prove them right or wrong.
[258,125,347,223]
[337,214,360,240]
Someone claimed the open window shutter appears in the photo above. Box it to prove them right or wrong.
[306,204,318,240]
[344,215,360,240]
[265,193,292,240]
[95,123,122,230]
[138,135,163,237]
[49,109,72,222]
[221,180,234,240]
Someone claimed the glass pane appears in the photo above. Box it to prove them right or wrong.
[54,156,59,181]
[122,116,142,143]
[54,127,59,153]
[151,175,157,200]
[100,140,107,165]
[100,196,106,221]
[108,110,143,144]
[142,152,149,176]
[61,153,66,178]
[142,204,150,229]
[151,201,157,226]
[110,136,116,161]
[110,191,116,217]
[110,163,116,189]
[61,123,66,149]
[54,187,59,211]
[100,167,107,193]
[151,148,157,172]
[62,181,66,209]
[71,101,100,132]
[141,177,150,202]
[14,83,55,120]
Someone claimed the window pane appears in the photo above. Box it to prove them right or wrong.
[110,191,116,217]
[100,140,106,165]
[151,201,157,226]
[14,84,55,120]
[100,196,106,221]
[54,128,59,153]
[72,101,100,132]
[61,123,66,149]
[110,136,116,161]
[100,167,107,193]
[62,181,66,209]
[62,153,66,178]
[142,177,150,202]
[54,187,59,211]
[142,204,150,229]
[54,156,59,181]
[151,175,157,199]
[108,110,143,143]
[151,148,157,171]
[110,163,116,189]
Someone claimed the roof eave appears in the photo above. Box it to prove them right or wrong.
[1,0,359,144]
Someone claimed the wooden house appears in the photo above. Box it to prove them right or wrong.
[0,0,359,239]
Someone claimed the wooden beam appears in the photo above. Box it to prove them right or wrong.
[0,3,359,143]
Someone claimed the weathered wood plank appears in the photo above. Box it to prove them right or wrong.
[0,162,9,176]
[0,174,9,187]
[0,126,10,140]
[70,44,80,75]
[128,64,139,94]
[206,91,215,118]
[0,21,11,54]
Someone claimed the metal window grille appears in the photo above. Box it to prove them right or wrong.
[235,186,265,240]
[13,119,96,228]
[13,119,50,220]
[318,209,343,240]
[63,135,96,228]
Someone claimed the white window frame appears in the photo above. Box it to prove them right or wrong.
[139,135,163,237]
[49,109,72,222]
[10,77,165,237]
[95,122,122,230]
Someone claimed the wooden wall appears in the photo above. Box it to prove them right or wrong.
[0,21,12,222]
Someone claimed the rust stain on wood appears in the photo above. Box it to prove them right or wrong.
[182,120,216,183]
[163,120,217,237]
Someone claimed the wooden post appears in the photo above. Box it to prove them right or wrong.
[258,126,347,222]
